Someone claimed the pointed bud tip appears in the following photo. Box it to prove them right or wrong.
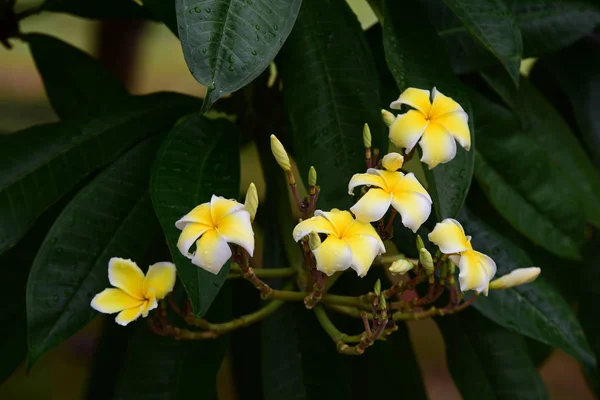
[270,134,291,171]
[308,166,317,187]
[362,123,372,148]
[381,109,396,127]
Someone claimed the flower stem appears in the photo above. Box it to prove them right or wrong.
[228,266,296,279]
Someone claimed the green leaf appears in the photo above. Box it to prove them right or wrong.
[26,139,163,365]
[467,87,584,260]
[114,286,231,399]
[277,0,384,210]
[41,0,155,19]
[176,0,302,112]
[428,0,600,74]
[382,0,474,220]
[27,33,129,120]
[437,309,549,399]
[150,113,240,317]
[440,0,522,85]
[458,207,596,370]
[0,92,200,256]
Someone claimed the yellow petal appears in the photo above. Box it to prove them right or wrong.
[345,235,382,277]
[312,236,353,276]
[140,289,158,317]
[175,203,212,230]
[210,195,244,225]
[429,88,463,118]
[428,218,470,254]
[370,169,403,191]
[381,152,404,171]
[218,209,255,256]
[315,209,354,236]
[292,215,335,242]
[348,172,386,195]
[108,258,145,299]
[390,87,431,115]
[391,172,431,200]
[177,223,212,258]
[435,111,471,150]
[458,250,497,294]
[391,191,432,233]
[389,110,429,152]
[350,188,392,223]
[419,122,457,169]
[115,306,143,326]
[191,230,232,274]
[344,220,386,254]
[143,262,176,300]
[91,288,144,314]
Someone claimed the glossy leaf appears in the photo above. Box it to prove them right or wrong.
[437,309,548,399]
[150,113,240,317]
[176,0,302,111]
[27,33,129,120]
[41,0,155,19]
[0,92,200,256]
[468,88,584,260]
[440,0,522,84]
[278,0,384,210]
[458,207,596,370]
[427,0,600,74]
[26,139,162,365]
[382,0,474,220]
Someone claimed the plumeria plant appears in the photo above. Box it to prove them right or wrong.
[2,0,600,397]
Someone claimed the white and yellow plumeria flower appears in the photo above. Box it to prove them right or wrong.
[428,218,496,295]
[488,267,541,290]
[175,195,254,274]
[389,87,471,169]
[91,258,176,326]
[293,209,385,277]
[348,152,432,232]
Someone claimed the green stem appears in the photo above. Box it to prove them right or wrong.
[266,289,371,309]
[228,266,296,279]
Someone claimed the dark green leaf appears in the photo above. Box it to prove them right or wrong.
[143,0,178,36]
[437,308,548,399]
[458,207,596,370]
[468,88,584,260]
[27,33,129,120]
[41,0,155,20]
[114,286,231,399]
[176,0,302,112]
[382,0,474,220]
[0,92,200,256]
[278,0,384,210]
[440,0,522,84]
[26,139,163,365]
[150,113,240,316]
[427,0,600,74]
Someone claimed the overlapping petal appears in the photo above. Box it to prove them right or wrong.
[312,236,353,276]
[292,215,335,241]
[344,235,382,277]
[143,262,176,300]
[210,195,244,224]
[457,250,497,294]
[390,88,431,114]
[419,122,457,169]
[218,209,255,256]
[115,306,143,326]
[316,209,354,236]
[175,203,212,230]
[435,111,471,151]
[91,288,144,313]
[429,88,463,118]
[177,223,212,258]
[350,188,392,223]
[140,289,158,317]
[108,258,144,299]
[389,110,429,152]
[428,218,470,254]
[348,172,386,195]
[344,220,386,254]
[191,230,232,274]
[391,192,432,233]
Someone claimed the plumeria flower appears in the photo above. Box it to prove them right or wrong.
[175,195,254,274]
[293,209,385,277]
[348,152,432,232]
[389,87,471,169]
[488,267,541,290]
[91,258,176,326]
[428,219,496,295]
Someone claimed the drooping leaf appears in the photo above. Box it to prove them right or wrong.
[437,308,549,399]
[176,0,302,112]
[426,0,600,74]
[278,0,384,210]
[27,33,130,120]
[457,207,596,370]
[41,0,155,20]
[382,0,474,220]
[26,139,163,365]
[0,92,200,256]
[440,0,522,85]
[466,87,584,260]
[150,113,240,317]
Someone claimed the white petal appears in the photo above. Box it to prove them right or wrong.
[419,123,457,169]
[389,110,429,153]
[345,235,382,277]
[458,250,497,294]
[177,223,212,259]
[292,215,335,242]
[350,188,392,223]
[428,218,471,254]
[191,230,232,274]
[391,191,432,233]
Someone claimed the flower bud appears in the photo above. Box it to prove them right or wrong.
[374,279,381,296]
[308,166,317,187]
[389,259,414,275]
[379,294,387,310]
[381,109,396,127]
[416,235,425,253]
[244,182,258,222]
[270,134,291,171]
[308,232,321,251]
[382,152,404,171]
[488,267,541,290]
[419,248,434,275]
[363,123,372,148]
